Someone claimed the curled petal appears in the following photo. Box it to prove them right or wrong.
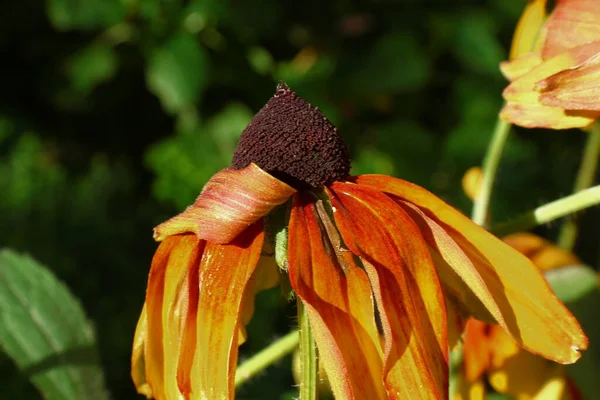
[542,0,600,59]
[189,222,264,399]
[538,50,600,111]
[509,0,547,60]
[288,193,385,400]
[328,183,448,400]
[354,175,588,364]
[154,163,295,244]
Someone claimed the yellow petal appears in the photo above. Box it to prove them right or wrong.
[500,52,543,82]
[509,0,547,60]
[154,163,295,244]
[132,303,153,399]
[502,232,580,271]
[188,222,264,399]
[354,175,588,364]
[461,167,483,202]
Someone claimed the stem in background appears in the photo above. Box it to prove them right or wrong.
[298,299,318,400]
[471,117,512,227]
[235,330,299,388]
[493,185,600,237]
[557,123,600,250]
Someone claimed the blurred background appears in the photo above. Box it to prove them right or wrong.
[0,0,598,399]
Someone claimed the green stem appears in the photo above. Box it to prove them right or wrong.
[557,123,600,250]
[235,330,299,387]
[493,185,600,236]
[298,299,318,400]
[471,117,512,227]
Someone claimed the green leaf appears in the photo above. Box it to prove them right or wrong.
[46,0,126,31]
[545,265,598,304]
[64,43,118,94]
[0,250,108,400]
[146,33,209,114]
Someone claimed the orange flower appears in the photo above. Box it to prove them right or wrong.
[501,0,600,129]
[132,84,587,399]
[458,233,584,400]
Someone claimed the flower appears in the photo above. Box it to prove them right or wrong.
[456,233,583,400]
[132,84,587,400]
[501,0,600,129]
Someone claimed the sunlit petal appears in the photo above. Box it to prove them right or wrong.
[329,182,448,400]
[154,164,295,244]
[354,175,588,364]
[132,303,153,398]
[288,193,385,400]
[509,0,547,60]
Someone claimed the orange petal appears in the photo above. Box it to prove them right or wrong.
[502,232,580,271]
[188,222,264,399]
[462,319,491,383]
[509,0,547,60]
[143,234,202,400]
[132,303,153,398]
[542,0,600,59]
[501,41,600,128]
[353,175,588,364]
[538,50,600,111]
[328,182,448,400]
[287,193,385,400]
[154,163,295,244]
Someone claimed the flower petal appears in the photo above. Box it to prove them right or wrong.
[154,163,295,244]
[502,232,580,271]
[509,0,547,60]
[328,182,448,400]
[538,50,600,111]
[287,193,386,400]
[143,234,202,400]
[501,41,600,128]
[542,0,600,59]
[462,319,491,383]
[500,52,543,81]
[189,222,264,399]
[132,303,153,399]
[354,175,588,364]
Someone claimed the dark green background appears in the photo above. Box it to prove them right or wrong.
[1,0,598,398]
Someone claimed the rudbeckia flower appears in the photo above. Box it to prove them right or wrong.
[501,0,600,129]
[131,84,587,400]
[456,233,584,400]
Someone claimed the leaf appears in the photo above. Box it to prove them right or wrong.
[146,33,209,114]
[545,264,598,304]
[0,250,109,400]
[46,0,125,31]
[64,43,118,94]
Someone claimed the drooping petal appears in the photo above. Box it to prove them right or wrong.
[132,303,152,398]
[538,50,600,111]
[501,41,600,128]
[143,234,202,400]
[502,232,580,271]
[154,163,295,244]
[188,222,264,399]
[328,182,448,400]
[462,319,491,383]
[287,193,385,400]
[509,0,547,60]
[354,175,588,364]
[542,0,600,59]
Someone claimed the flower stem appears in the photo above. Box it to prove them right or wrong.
[235,330,299,387]
[493,185,600,236]
[298,299,318,400]
[471,117,512,227]
[557,123,600,250]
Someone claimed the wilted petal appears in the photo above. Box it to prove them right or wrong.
[542,0,600,59]
[288,193,385,400]
[354,175,588,364]
[538,50,600,110]
[502,41,600,128]
[329,182,448,400]
[132,304,152,398]
[188,222,264,399]
[154,163,295,244]
[509,0,547,60]
[143,234,202,400]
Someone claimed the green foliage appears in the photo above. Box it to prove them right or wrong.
[0,250,108,400]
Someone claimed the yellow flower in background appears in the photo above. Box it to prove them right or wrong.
[456,233,584,400]
[501,0,600,129]
[132,85,587,400]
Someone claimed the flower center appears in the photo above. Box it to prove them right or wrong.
[232,83,351,189]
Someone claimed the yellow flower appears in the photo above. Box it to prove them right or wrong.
[501,0,600,129]
[457,233,584,400]
[132,84,587,400]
